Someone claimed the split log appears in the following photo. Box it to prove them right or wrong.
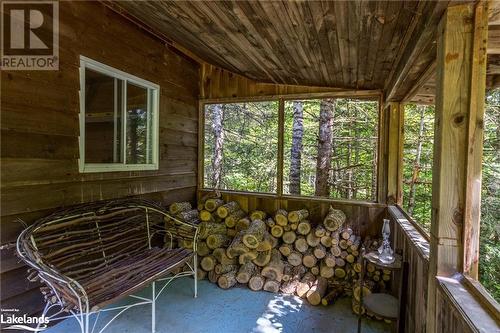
[324,253,336,268]
[250,210,267,221]
[261,249,285,281]
[212,248,237,265]
[256,232,277,251]
[321,286,344,306]
[198,222,226,240]
[239,251,258,265]
[279,243,293,257]
[306,233,321,247]
[236,262,258,284]
[199,210,214,222]
[199,192,220,205]
[218,269,237,289]
[341,228,353,240]
[227,229,237,238]
[331,245,341,257]
[265,218,275,228]
[280,265,306,294]
[320,235,333,247]
[169,202,192,215]
[271,225,284,238]
[297,221,311,235]
[197,241,210,256]
[235,218,251,231]
[201,256,216,272]
[296,272,316,298]
[315,225,326,237]
[302,250,317,268]
[287,251,303,266]
[288,209,309,223]
[313,244,327,259]
[242,219,267,249]
[208,270,220,284]
[249,274,265,291]
[263,279,281,293]
[206,234,230,249]
[217,201,240,218]
[197,268,207,280]
[323,208,346,231]
[275,209,288,226]
[215,264,239,275]
[306,277,328,305]
[205,198,224,212]
[226,232,249,258]
[320,261,334,278]
[334,267,346,279]
[282,231,297,244]
[178,209,199,222]
[294,236,309,253]
[253,250,272,267]
[225,210,246,228]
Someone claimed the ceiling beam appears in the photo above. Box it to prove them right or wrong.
[384,1,449,102]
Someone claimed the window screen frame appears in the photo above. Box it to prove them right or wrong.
[78,55,160,173]
[199,93,382,203]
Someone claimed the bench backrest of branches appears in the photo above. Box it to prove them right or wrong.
[16,198,197,311]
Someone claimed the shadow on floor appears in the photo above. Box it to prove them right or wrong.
[46,278,390,333]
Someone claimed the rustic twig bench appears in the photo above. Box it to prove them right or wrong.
[16,199,199,333]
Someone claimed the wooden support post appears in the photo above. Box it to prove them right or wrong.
[386,102,404,205]
[277,99,285,197]
[426,3,488,332]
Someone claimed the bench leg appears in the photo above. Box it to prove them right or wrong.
[193,254,198,298]
[152,281,156,333]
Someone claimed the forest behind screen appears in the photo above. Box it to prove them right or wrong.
[203,93,499,301]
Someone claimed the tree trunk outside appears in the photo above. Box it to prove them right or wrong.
[211,104,224,188]
[407,105,426,215]
[289,101,304,195]
[315,99,334,197]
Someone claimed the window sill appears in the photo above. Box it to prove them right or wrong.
[199,188,385,208]
[80,163,159,173]
[437,274,500,332]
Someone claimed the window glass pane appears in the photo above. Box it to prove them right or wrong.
[203,102,279,192]
[283,98,378,200]
[84,68,122,163]
[402,104,435,233]
[126,82,149,164]
[480,88,500,302]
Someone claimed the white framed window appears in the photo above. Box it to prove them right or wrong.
[78,56,159,173]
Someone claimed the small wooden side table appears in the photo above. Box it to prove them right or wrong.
[357,250,407,333]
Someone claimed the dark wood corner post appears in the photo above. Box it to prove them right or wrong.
[426,2,488,332]
[378,101,404,205]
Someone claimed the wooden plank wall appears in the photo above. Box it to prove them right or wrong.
[0,2,199,315]
[199,190,387,237]
[389,206,430,333]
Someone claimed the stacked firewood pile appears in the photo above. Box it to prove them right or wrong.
[168,195,391,316]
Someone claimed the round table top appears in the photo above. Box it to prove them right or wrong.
[363,293,399,319]
[363,251,402,270]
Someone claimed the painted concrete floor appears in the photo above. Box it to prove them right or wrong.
[47,278,390,333]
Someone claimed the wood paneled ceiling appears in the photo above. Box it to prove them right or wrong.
[112,0,449,97]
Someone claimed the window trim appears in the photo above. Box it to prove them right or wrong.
[78,56,160,173]
[200,94,381,202]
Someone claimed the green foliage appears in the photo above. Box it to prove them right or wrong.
[402,104,435,232]
[283,98,378,200]
[204,102,278,192]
